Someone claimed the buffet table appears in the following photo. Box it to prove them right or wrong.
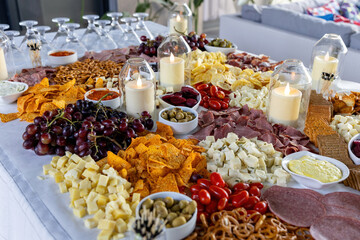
[1,21,360,240]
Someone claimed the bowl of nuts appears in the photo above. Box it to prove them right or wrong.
[136,192,197,240]
[159,106,198,135]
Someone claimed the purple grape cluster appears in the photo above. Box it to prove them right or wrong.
[22,100,154,160]
[137,35,164,57]
[183,32,208,51]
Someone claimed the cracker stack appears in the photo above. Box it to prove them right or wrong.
[343,166,360,191]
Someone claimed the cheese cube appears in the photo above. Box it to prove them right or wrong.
[56,156,69,169]
[48,169,58,177]
[118,190,130,199]
[91,173,100,184]
[107,201,120,211]
[108,178,119,186]
[107,186,116,194]
[79,179,91,190]
[71,179,81,188]
[111,209,129,220]
[96,185,107,194]
[97,194,109,206]
[87,191,98,202]
[108,194,117,202]
[74,198,86,208]
[80,189,90,198]
[121,203,132,215]
[70,154,82,163]
[65,169,80,180]
[84,218,97,229]
[132,193,140,203]
[70,188,80,201]
[83,155,94,162]
[98,219,116,231]
[54,172,64,183]
[75,159,87,172]
[58,182,68,193]
[85,162,99,171]
[82,169,97,179]
[65,151,72,158]
[228,142,239,152]
[59,167,67,174]
[115,218,127,233]
[98,175,109,187]
[73,206,86,218]
[97,229,113,240]
[65,179,72,189]
[66,162,77,172]
[111,233,125,240]
[87,200,99,214]
[131,201,139,213]
[225,150,235,161]
[94,209,106,221]
[43,164,53,175]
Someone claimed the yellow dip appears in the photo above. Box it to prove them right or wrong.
[288,155,342,183]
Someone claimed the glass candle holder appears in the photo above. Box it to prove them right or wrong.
[310,34,347,95]
[0,30,12,80]
[168,1,192,35]
[157,34,191,91]
[267,59,312,130]
[119,58,156,118]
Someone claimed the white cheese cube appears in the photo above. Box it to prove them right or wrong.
[98,175,110,187]
[132,193,141,203]
[225,150,235,161]
[228,142,239,152]
[85,162,100,171]
[74,198,86,208]
[73,206,86,218]
[79,179,91,190]
[237,150,248,159]
[65,151,72,158]
[82,169,97,179]
[87,200,99,215]
[65,169,80,180]
[243,155,259,168]
[115,218,127,233]
[97,230,113,240]
[54,172,64,183]
[84,218,97,229]
[58,182,68,193]
[94,209,106,221]
[43,164,53,175]
[207,164,217,173]
[70,154,82,164]
[75,159,87,172]
[87,191,98,202]
[98,219,116,231]
[56,156,68,169]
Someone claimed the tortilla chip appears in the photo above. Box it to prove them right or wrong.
[84,77,95,86]
[155,122,174,139]
[52,99,66,109]
[107,151,131,171]
[39,77,49,86]
[0,112,19,123]
[153,173,179,193]
[95,78,104,88]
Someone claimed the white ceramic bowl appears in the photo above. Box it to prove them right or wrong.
[84,88,121,109]
[0,81,28,104]
[136,192,197,240]
[159,106,198,135]
[158,85,201,110]
[348,133,360,165]
[282,151,350,189]
[48,49,78,66]
[204,44,238,55]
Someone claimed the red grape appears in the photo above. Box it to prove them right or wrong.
[26,124,38,135]
[40,132,52,145]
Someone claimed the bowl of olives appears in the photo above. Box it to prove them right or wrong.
[159,106,198,135]
[204,38,237,55]
[136,192,197,240]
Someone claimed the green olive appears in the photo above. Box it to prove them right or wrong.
[166,223,172,228]
[169,110,176,118]
[166,212,178,222]
[183,214,192,221]
[164,197,174,208]
[170,118,177,122]
[171,204,180,212]
[156,205,168,219]
[175,112,185,120]
[179,200,189,209]
[183,204,196,215]
[189,200,197,209]
[172,216,187,227]
[142,198,154,209]
[161,111,168,120]
[154,200,165,208]
[178,119,187,123]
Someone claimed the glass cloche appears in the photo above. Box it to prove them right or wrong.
[167,1,193,35]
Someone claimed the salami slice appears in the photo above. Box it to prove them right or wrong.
[310,216,360,240]
[322,192,360,214]
[263,186,326,227]
[262,185,322,200]
[325,205,360,221]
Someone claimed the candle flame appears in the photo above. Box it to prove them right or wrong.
[170,52,175,63]
[291,72,296,80]
[285,82,290,96]
[325,52,330,61]
[136,75,142,88]
[176,14,181,21]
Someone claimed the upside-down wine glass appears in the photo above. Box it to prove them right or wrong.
[0,29,15,79]
[95,20,117,50]
[118,17,141,48]
[19,20,39,51]
[0,24,9,32]
[133,13,154,40]
[62,23,87,57]
[35,26,54,66]
[81,15,102,52]
[19,20,41,67]
[107,12,124,45]
[5,30,29,71]
[51,17,70,50]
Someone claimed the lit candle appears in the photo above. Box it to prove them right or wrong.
[0,47,8,80]
[169,14,188,34]
[311,52,338,90]
[268,82,302,126]
[159,53,185,91]
[125,75,155,117]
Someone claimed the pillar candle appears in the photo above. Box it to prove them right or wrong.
[160,53,184,91]
[169,14,188,34]
[311,53,338,90]
[0,48,8,80]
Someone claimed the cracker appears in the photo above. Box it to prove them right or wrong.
[304,117,336,146]
[343,165,360,191]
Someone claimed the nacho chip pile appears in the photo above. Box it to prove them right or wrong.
[0,78,85,123]
[107,123,209,198]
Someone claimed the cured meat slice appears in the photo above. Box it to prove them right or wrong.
[198,111,215,128]
[322,192,360,214]
[263,186,326,227]
[325,205,360,221]
[310,216,360,240]
[188,123,215,141]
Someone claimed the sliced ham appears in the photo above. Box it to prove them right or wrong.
[198,111,215,128]
[310,216,360,240]
[188,123,215,141]
[213,123,232,140]
[233,126,261,139]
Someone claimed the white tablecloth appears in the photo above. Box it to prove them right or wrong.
[1,26,360,239]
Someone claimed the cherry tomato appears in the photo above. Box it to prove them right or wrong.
[209,100,222,111]
[218,198,228,211]
[233,182,250,192]
[199,189,211,205]
[225,202,234,211]
[203,101,209,109]
[190,184,202,194]
[210,172,226,187]
[243,196,260,210]
[219,87,231,95]
[199,90,207,98]
[194,82,203,88]
[223,97,230,103]
[191,194,199,201]
[196,83,210,91]
[209,185,229,199]
[197,179,211,189]
[254,201,268,214]
[231,190,249,208]
[197,202,205,212]
[202,95,210,102]
[219,100,229,109]
[206,199,218,213]
[215,90,225,99]
[250,182,264,190]
[209,85,218,97]
[224,187,232,196]
[249,186,261,197]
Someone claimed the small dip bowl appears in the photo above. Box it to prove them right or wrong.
[48,49,77,66]
[85,88,121,109]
